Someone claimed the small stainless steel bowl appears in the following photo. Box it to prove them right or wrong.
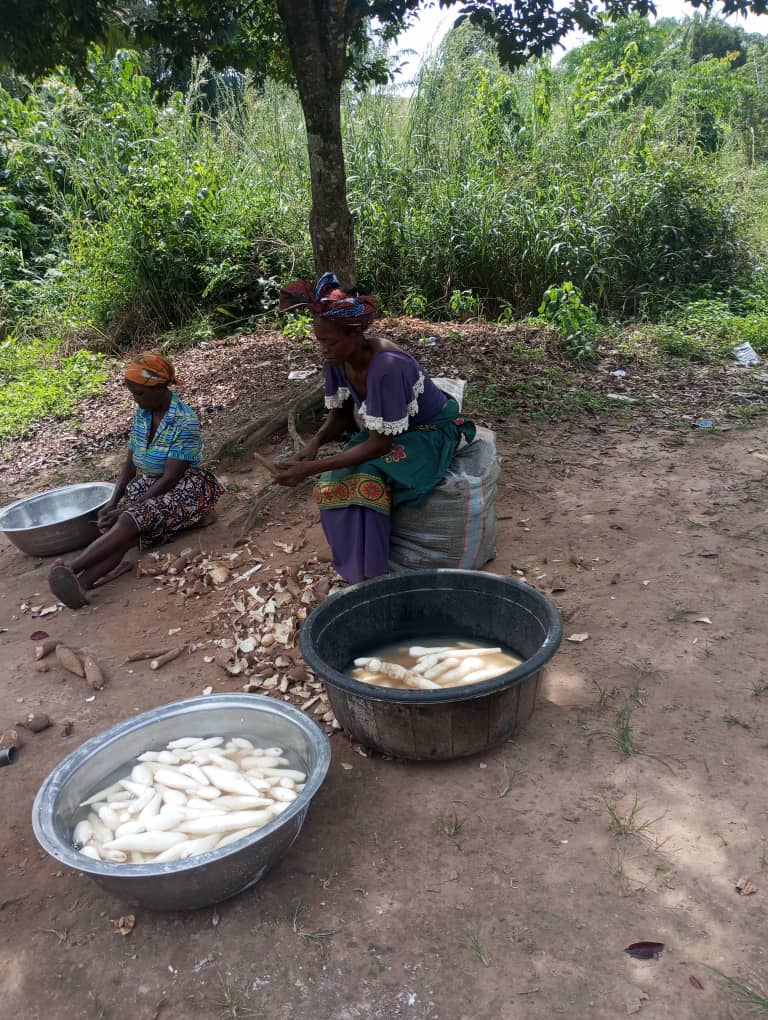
[0,482,115,556]
[32,695,331,910]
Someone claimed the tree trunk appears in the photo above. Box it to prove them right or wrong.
[276,0,356,286]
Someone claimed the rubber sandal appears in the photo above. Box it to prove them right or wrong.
[48,565,90,610]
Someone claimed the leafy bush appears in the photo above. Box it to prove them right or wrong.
[539,282,598,360]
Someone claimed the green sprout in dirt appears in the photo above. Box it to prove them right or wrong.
[460,928,491,967]
[751,677,768,697]
[592,679,620,713]
[207,969,258,1020]
[591,703,674,771]
[703,966,768,1015]
[497,764,523,798]
[288,900,335,943]
[724,714,751,730]
[440,809,465,837]
[605,795,662,838]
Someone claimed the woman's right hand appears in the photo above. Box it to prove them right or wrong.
[97,504,121,531]
[291,439,321,462]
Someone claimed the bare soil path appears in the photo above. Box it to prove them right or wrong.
[1,329,767,1019]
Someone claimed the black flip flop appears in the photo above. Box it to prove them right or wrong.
[48,565,90,610]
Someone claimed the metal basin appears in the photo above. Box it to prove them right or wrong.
[0,482,115,556]
[32,695,331,910]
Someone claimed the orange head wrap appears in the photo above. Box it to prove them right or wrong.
[124,353,182,388]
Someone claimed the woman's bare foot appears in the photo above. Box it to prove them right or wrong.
[48,565,90,610]
[90,560,133,589]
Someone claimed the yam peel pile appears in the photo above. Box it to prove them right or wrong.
[137,544,345,733]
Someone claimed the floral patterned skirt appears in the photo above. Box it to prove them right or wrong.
[122,468,224,547]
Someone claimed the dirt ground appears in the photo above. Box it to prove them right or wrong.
[2,342,768,1018]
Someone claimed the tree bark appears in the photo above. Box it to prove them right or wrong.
[276,0,357,286]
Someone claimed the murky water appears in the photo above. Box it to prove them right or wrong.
[348,637,523,690]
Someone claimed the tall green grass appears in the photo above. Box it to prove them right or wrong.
[0,15,765,348]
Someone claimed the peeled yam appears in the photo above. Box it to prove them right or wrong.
[55,645,85,678]
[104,831,186,853]
[176,808,274,835]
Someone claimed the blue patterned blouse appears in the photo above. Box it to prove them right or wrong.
[129,394,203,477]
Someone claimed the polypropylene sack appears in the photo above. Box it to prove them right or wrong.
[389,432,499,572]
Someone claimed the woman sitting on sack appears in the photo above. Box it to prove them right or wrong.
[272,273,475,583]
[48,353,224,609]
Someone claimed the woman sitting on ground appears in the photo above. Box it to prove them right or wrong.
[48,353,224,609]
[272,273,475,583]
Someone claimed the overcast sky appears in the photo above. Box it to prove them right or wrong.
[392,1,768,81]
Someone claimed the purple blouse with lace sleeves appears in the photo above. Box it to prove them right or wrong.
[324,349,447,435]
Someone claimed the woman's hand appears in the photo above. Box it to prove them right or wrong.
[291,439,321,463]
[272,461,313,487]
[97,506,121,531]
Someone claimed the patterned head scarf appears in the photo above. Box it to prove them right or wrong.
[279,272,377,327]
[124,353,182,388]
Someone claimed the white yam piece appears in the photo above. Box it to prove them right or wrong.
[80,844,101,861]
[270,787,297,803]
[137,751,162,762]
[154,767,198,791]
[258,768,306,782]
[277,777,295,789]
[179,763,211,786]
[191,784,221,800]
[129,852,147,864]
[119,779,150,795]
[412,653,441,673]
[456,667,505,685]
[106,790,133,803]
[403,671,441,691]
[202,766,263,796]
[87,812,112,843]
[353,657,372,667]
[155,784,187,806]
[131,764,154,785]
[409,646,455,657]
[229,737,255,751]
[126,789,155,816]
[437,647,501,660]
[97,805,121,830]
[138,793,162,824]
[176,809,274,835]
[207,753,240,772]
[72,819,93,846]
[145,810,186,831]
[104,831,187,853]
[216,826,258,849]
[101,849,128,863]
[166,737,201,749]
[155,750,181,764]
[213,795,273,811]
[179,834,220,859]
[188,737,225,750]
[424,657,460,681]
[185,798,225,813]
[115,819,146,837]
[242,775,271,791]
[80,781,122,807]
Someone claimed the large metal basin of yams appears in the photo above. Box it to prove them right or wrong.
[32,695,331,910]
[300,570,563,760]
[0,482,115,556]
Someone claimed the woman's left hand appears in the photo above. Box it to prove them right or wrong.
[97,507,121,531]
[272,461,312,487]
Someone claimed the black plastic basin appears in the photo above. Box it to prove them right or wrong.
[300,570,562,760]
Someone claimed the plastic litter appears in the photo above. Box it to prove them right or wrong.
[419,336,440,346]
[732,342,760,366]
[287,369,316,381]
[610,369,628,378]
[691,419,715,429]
